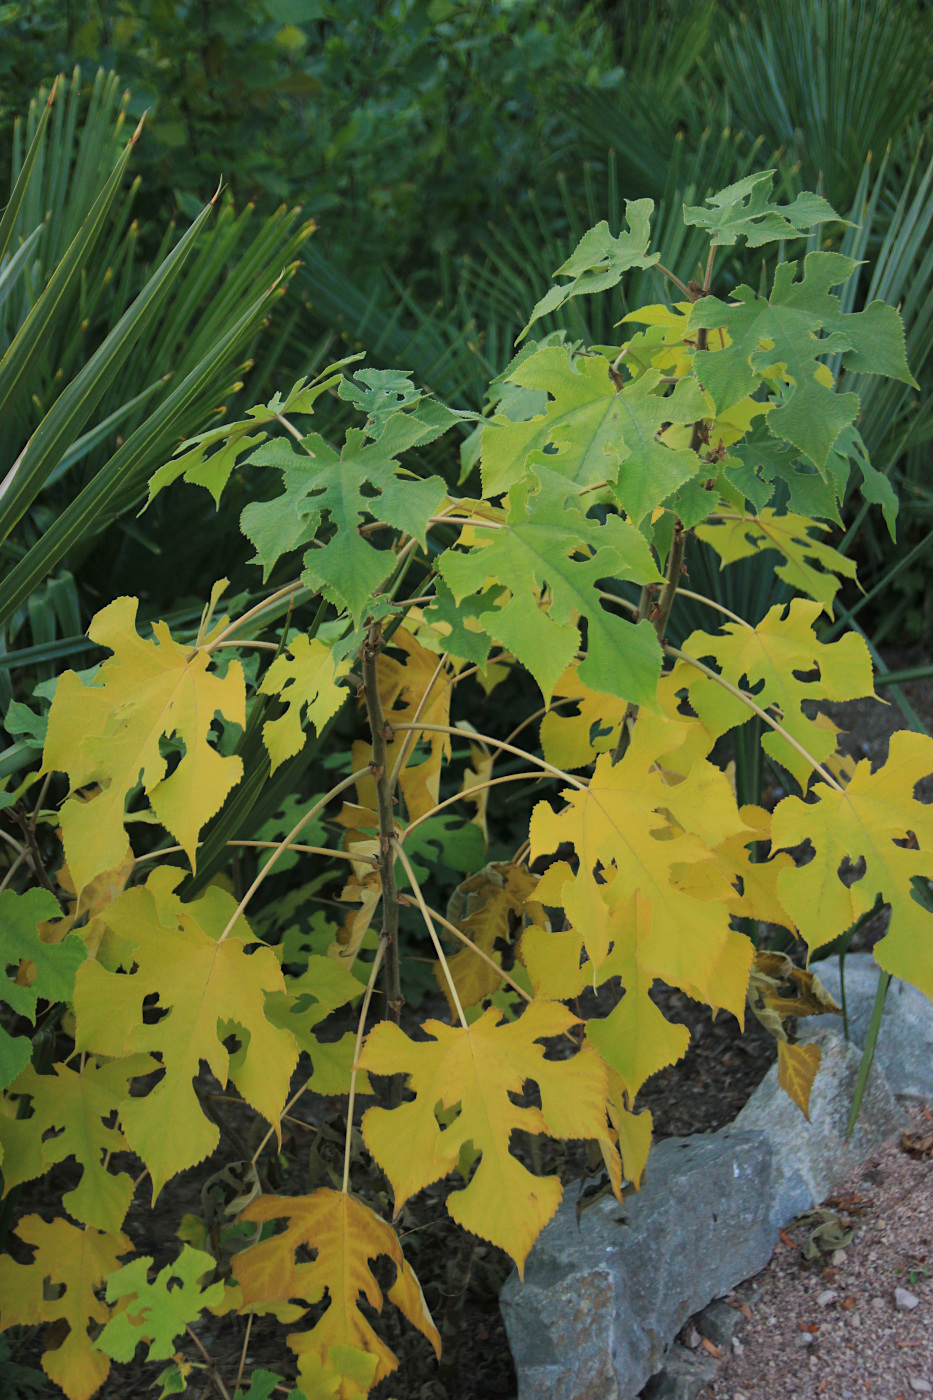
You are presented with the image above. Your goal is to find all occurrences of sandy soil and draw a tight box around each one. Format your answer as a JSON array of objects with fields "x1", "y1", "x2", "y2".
[{"x1": 701, "y1": 1107, "x2": 933, "y2": 1400}]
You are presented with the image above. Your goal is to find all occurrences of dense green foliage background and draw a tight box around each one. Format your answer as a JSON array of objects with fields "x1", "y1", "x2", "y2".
[{"x1": 1, "y1": 0, "x2": 931, "y2": 725}]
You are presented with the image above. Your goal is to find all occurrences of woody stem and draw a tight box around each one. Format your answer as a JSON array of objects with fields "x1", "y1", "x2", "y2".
[{"x1": 361, "y1": 620, "x2": 403, "y2": 1026}]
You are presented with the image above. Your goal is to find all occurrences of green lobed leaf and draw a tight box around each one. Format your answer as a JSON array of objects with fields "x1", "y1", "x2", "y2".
[
  {"x1": 690, "y1": 252, "x2": 916, "y2": 469},
  {"x1": 437, "y1": 475, "x2": 663, "y2": 705},
  {"x1": 0, "y1": 887, "x2": 85, "y2": 1089},
  {"x1": 683, "y1": 170, "x2": 843, "y2": 247},
  {"x1": 518, "y1": 200, "x2": 660, "y2": 342},
  {"x1": 97, "y1": 1246, "x2": 225, "y2": 1362},
  {"x1": 242, "y1": 422, "x2": 448, "y2": 620}
]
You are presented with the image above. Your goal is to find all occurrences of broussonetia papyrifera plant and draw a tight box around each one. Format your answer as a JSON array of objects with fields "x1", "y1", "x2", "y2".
[{"x1": 0, "y1": 171, "x2": 929, "y2": 1400}]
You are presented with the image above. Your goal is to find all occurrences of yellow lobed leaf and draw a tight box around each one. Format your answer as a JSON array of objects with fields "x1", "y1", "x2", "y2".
[
  {"x1": 434, "y1": 862, "x2": 539, "y2": 1013},
  {"x1": 777, "y1": 1040, "x2": 822, "y2": 1120},
  {"x1": 586, "y1": 890, "x2": 692, "y2": 1101},
  {"x1": 605, "y1": 1067, "x2": 653, "y2": 1189},
  {"x1": 539, "y1": 664, "x2": 630, "y2": 771},
  {"x1": 233, "y1": 1188, "x2": 439, "y2": 1396},
  {"x1": 714, "y1": 803, "x2": 797, "y2": 929},
  {"x1": 460, "y1": 738, "x2": 495, "y2": 842},
  {"x1": 42, "y1": 596, "x2": 245, "y2": 893},
  {"x1": 259, "y1": 634, "x2": 349, "y2": 772},
  {"x1": 358, "y1": 1001, "x2": 620, "y2": 1275},
  {"x1": 696, "y1": 510, "x2": 858, "y2": 616},
  {"x1": 772, "y1": 730, "x2": 933, "y2": 997},
  {"x1": 0, "y1": 1214, "x2": 131, "y2": 1400},
  {"x1": 72, "y1": 867, "x2": 298, "y2": 1199},
  {"x1": 679, "y1": 600, "x2": 874, "y2": 788},
  {"x1": 530, "y1": 718, "x2": 755, "y2": 1016}
]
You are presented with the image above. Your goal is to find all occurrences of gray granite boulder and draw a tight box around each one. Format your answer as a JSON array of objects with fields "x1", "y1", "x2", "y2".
[
  {"x1": 500, "y1": 1032, "x2": 905, "y2": 1400},
  {"x1": 797, "y1": 953, "x2": 933, "y2": 1102},
  {"x1": 731, "y1": 1028, "x2": 905, "y2": 1234}
]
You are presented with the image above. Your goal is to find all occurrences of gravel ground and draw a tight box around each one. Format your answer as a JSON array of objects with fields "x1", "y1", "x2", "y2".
[{"x1": 705, "y1": 1107, "x2": 933, "y2": 1400}]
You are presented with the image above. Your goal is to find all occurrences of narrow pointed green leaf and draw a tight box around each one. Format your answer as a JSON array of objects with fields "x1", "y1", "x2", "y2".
[
  {"x1": 0, "y1": 118, "x2": 141, "y2": 447},
  {"x1": 0, "y1": 200, "x2": 214, "y2": 539}
]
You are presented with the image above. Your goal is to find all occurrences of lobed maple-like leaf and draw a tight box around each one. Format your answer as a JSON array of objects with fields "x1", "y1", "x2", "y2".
[
  {"x1": 0, "y1": 1214, "x2": 131, "y2": 1400},
  {"x1": 0, "y1": 886, "x2": 86, "y2": 1089},
  {"x1": 145, "y1": 360, "x2": 361, "y2": 508},
  {"x1": 678, "y1": 599, "x2": 875, "y2": 787},
  {"x1": 0, "y1": 1053, "x2": 154, "y2": 1231},
  {"x1": 438, "y1": 477, "x2": 662, "y2": 705},
  {"x1": 241, "y1": 413, "x2": 451, "y2": 618},
  {"x1": 266, "y1": 951, "x2": 371, "y2": 1096},
  {"x1": 689, "y1": 253, "x2": 915, "y2": 468},
  {"x1": 696, "y1": 509, "x2": 858, "y2": 616},
  {"x1": 519, "y1": 201, "x2": 660, "y2": 341},
  {"x1": 97, "y1": 1246, "x2": 226, "y2": 1362},
  {"x1": 233, "y1": 1188, "x2": 440, "y2": 1396},
  {"x1": 529, "y1": 714, "x2": 755, "y2": 1019},
  {"x1": 357, "y1": 1000, "x2": 619, "y2": 1274},
  {"x1": 539, "y1": 665, "x2": 628, "y2": 770},
  {"x1": 522, "y1": 874, "x2": 691, "y2": 1108},
  {"x1": 42, "y1": 596, "x2": 245, "y2": 893},
  {"x1": 259, "y1": 633, "x2": 349, "y2": 773},
  {"x1": 683, "y1": 170, "x2": 841, "y2": 248},
  {"x1": 608, "y1": 370, "x2": 710, "y2": 527},
  {"x1": 72, "y1": 867, "x2": 299, "y2": 1198},
  {"x1": 772, "y1": 730, "x2": 933, "y2": 998}
]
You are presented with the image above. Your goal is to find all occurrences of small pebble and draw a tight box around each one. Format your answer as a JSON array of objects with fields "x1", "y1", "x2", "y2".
[
  {"x1": 896, "y1": 1286, "x2": 920, "y2": 1310},
  {"x1": 816, "y1": 1289, "x2": 838, "y2": 1307},
  {"x1": 684, "y1": 1326, "x2": 702, "y2": 1349},
  {"x1": 909, "y1": 1379, "x2": 932, "y2": 1395},
  {"x1": 794, "y1": 1332, "x2": 816, "y2": 1348},
  {"x1": 831, "y1": 1248, "x2": 848, "y2": 1265},
  {"x1": 849, "y1": 1310, "x2": 861, "y2": 1326},
  {"x1": 731, "y1": 1336, "x2": 744, "y2": 1356},
  {"x1": 870, "y1": 1295, "x2": 886, "y2": 1310}
]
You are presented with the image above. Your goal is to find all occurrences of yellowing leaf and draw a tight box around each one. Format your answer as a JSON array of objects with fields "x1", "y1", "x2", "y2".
[
  {"x1": 460, "y1": 738, "x2": 494, "y2": 842},
  {"x1": 679, "y1": 600, "x2": 874, "y2": 787},
  {"x1": 266, "y1": 952, "x2": 371, "y2": 1096},
  {"x1": 584, "y1": 891, "x2": 692, "y2": 1101},
  {"x1": 539, "y1": 665, "x2": 630, "y2": 770},
  {"x1": 777, "y1": 1040, "x2": 822, "y2": 1120},
  {"x1": 358, "y1": 1002, "x2": 619, "y2": 1273},
  {"x1": 42, "y1": 596, "x2": 245, "y2": 892},
  {"x1": 435, "y1": 862, "x2": 539, "y2": 1013},
  {"x1": 605, "y1": 1067, "x2": 653, "y2": 1188},
  {"x1": 713, "y1": 805, "x2": 797, "y2": 930},
  {"x1": 0, "y1": 1215, "x2": 130, "y2": 1400},
  {"x1": 696, "y1": 510, "x2": 858, "y2": 615},
  {"x1": 233, "y1": 1188, "x2": 440, "y2": 1397},
  {"x1": 72, "y1": 867, "x2": 299, "y2": 1198},
  {"x1": 748, "y1": 950, "x2": 841, "y2": 1041},
  {"x1": 259, "y1": 634, "x2": 349, "y2": 772},
  {"x1": 529, "y1": 720, "x2": 754, "y2": 1017},
  {"x1": 772, "y1": 731, "x2": 933, "y2": 997},
  {"x1": 0, "y1": 1053, "x2": 154, "y2": 1231}
]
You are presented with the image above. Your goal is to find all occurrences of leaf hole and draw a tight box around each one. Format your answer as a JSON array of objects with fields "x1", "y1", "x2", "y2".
[{"x1": 142, "y1": 993, "x2": 169, "y2": 1025}]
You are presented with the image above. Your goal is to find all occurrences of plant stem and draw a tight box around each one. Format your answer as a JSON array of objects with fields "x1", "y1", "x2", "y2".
[
  {"x1": 361, "y1": 620, "x2": 403, "y2": 1024},
  {"x1": 653, "y1": 517, "x2": 686, "y2": 644}
]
